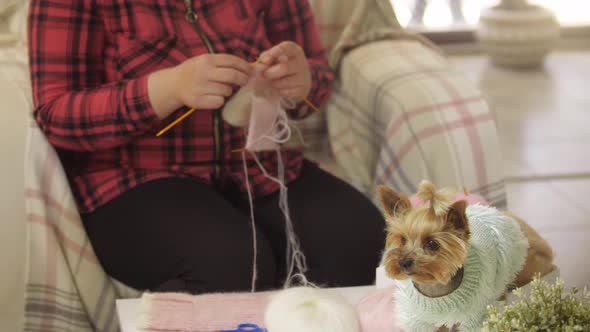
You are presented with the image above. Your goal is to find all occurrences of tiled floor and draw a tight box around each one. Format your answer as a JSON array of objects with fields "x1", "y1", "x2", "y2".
[{"x1": 450, "y1": 49, "x2": 590, "y2": 289}]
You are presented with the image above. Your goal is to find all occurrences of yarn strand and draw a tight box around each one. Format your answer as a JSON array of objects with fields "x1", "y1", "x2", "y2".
[
  {"x1": 242, "y1": 151, "x2": 258, "y2": 292},
  {"x1": 239, "y1": 92, "x2": 311, "y2": 290},
  {"x1": 249, "y1": 149, "x2": 310, "y2": 288}
]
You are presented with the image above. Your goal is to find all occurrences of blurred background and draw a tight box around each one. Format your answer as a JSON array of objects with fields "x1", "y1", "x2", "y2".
[{"x1": 391, "y1": 0, "x2": 590, "y2": 29}]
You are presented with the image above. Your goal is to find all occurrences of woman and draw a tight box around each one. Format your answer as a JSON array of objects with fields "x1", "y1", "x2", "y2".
[{"x1": 29, "y1": 0, "x2": 385, "y2": 293}]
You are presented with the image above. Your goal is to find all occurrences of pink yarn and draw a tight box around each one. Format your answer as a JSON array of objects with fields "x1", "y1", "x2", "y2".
[
  {"x1": 245, "y1": 94, "x2": 285, "y2": 151},
  {"x1": 240, "y1": 64, "x2": 292, "y2": 152},
  {"x1": 138, "y1": 292, "x2": 272, "y2": 332},
  {"x1": 410, "y1": 192, "x2": 489, "y2": 207},
  {"x1": 221, "y1": 64, "x2": 307, "y2": 291},
  {"x1": 356, "y1": 287, "x2": 403, "y2": 332}
]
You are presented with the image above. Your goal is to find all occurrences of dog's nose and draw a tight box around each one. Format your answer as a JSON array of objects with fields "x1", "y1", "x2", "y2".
[{"x1": 399, "y1": 259, "x2": 414, "y2": 270}]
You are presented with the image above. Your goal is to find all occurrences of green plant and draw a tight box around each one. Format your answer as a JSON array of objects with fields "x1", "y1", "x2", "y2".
[{"x1": 482, "y1": 276, "x2": 590, "y2": 331}]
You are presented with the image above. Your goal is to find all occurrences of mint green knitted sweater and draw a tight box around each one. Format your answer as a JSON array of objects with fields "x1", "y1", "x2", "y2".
[{"x1": 394, "y1": 204, "x2": 529, "y2": 332}]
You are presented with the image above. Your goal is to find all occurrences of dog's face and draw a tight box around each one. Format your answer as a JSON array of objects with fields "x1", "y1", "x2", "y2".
[{"x1": 378, "y1": 186, "x2": 471, "y2": 285}]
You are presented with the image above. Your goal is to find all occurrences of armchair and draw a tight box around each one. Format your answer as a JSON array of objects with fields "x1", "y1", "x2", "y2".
[{"x1": 0, "y1": 0, "x2": 505, "y2": 331}]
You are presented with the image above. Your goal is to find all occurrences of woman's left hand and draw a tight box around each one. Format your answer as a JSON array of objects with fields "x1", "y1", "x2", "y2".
[{"x1": 258, "y1": 41, "x2": 312, "y2": 102}]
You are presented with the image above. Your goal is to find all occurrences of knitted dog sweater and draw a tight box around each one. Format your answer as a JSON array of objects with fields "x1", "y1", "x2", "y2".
[{"x1": 394, "y1": 203, "x2": 529, "y2": 332}]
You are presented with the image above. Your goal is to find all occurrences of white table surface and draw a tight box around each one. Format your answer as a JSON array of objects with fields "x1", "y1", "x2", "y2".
[
  {"x1": 117, "y1": 267, "x2": 397, "y2": 332},
  {"x1": 117, "y1": 285, "x2": 376, "y2": 332}
]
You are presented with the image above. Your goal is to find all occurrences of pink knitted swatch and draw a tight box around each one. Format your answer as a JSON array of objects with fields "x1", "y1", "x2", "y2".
[
  {"x1": 245, "y1": 93, "x2": 285, "y2": 152},
  {"x1": 221, "y1": 63, "x2": 290, "y2": 152},
  {"x1": 138, "y1": 291, "x2": 272, "y2": 332}
]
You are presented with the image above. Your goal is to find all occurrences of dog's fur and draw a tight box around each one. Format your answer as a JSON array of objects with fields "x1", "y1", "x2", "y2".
[{"x1": 378, "y1": 181, "x2": 554, "y2": 290}]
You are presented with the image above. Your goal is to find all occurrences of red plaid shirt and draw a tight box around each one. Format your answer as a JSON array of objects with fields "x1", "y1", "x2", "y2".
[{"x1": 29, "y1": 0, "x2": 334, "y2": 213}]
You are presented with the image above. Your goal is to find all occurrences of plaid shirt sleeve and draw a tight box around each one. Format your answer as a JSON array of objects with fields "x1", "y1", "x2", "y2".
[
  {"x1": 28, "y1": 0, "x2": 161, "y2": 152},
  {"x1": 265, "y1": 0, "x2": 335, "y2": 119}
]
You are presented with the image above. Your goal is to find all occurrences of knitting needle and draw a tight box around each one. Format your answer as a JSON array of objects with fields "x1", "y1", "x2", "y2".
[
  {"x1": 156, "y1": 62, "x2": 320, "y2": 137},
  {"x1": 302, "y1": 98, "x2": 320, "y2": 113},
  {"x1": 156, "y1": 108, "x2": 197, "y2": 136},
  {"x1": 232, "y1": 148, "x2": 247, "y2": 153},
  {"x1": 155, "y1": 62, "x2": 258, "y2": 137},
  {"x1": 156, "y1": 96, "x2": 320, "y2": 137}
]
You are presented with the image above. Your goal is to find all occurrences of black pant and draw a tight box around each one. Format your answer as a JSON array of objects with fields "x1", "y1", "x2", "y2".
[{"x1": 82, "y1": 160, "x2": 385, "y2": 294}]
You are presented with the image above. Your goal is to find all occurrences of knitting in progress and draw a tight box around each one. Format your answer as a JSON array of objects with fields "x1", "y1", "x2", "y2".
[
  {"x1": 224, "y1": 62, "x2": 311, "y2": 291},
  {"x1": 394, "y1": 202, "x2": 529, "y2": 331},
  {"x1": 138, "y1": 60, "x2": 321, "y2": 331},
  {"x1": 222, "y1": 63, "x2": 298, "y2": 152},
  {"x1": 158, "y1": 60, "x2": 314, "y2": 292}
]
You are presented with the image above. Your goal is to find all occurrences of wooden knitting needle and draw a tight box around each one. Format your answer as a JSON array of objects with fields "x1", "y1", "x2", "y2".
[
  {"x1": 156, "y1": 108, "x2": 196, "y2": 137},
  {"x1": 232, "y1": 148, "x2": 247, "y2": 153},
  {"x1": 302, "y1": 98, "x2": 320, "y2": 113},
  {"x1": 156, "y1": 62, "x2": 320, "y2": 137},
  {"x1": 156, "y1": 62, "x2": 258, "y2": 137}
]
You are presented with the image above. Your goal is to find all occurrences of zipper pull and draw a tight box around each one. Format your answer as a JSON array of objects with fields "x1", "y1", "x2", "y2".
[
  {"x1": 183, "y1": 0, "x2": 215, "y2": 54},
  {"x1": 184, "y1": 0, "x2": 197, "y2": 23},
  {"x1": 185, "y1": 11, "x2": 198, "y2": 24}
]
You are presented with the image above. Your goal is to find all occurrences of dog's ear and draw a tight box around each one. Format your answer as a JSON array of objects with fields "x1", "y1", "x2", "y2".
[
  {"x1": 377, "y1": 185, "x2": 411, "y2": 219},
  {"x1": 445, "y1": 200, "x2": 470, "y2": 239}
]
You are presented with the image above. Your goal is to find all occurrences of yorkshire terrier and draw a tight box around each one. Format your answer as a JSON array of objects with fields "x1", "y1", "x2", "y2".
[{"x1": 377, "y1": 181, "x2": 554, "y2": 331}]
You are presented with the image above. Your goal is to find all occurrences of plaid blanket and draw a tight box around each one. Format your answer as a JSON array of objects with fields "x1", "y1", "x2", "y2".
[
  {"x1": 298, "y1": 0, "x2": 438, "y2": 150},
  {"x1": 24, "y1": 117, "x2": 141, "y2": 332},
  {"x1": 0, "y1": 47, "x2": 140, "y2": 332},
  {"x1": 326, "y1": 40, "x2": 506, "y2": 206},
  {"x1": 307, "y1": 0, "x2": 505, "y2": 205}
]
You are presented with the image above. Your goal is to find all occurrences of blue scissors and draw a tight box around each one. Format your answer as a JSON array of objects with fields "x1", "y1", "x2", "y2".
[{"x1": 221, "y1": 323, "x2": 267, "y2": 332}]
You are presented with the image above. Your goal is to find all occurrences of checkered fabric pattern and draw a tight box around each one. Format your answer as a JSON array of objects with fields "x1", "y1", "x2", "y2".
[
  {"x1": 24, "y1": 117, "x2": 141, "y2": 332},
  {"x1": 0, "y1": 49, "x2": 138, "y2": 332},
  {"x1": 28, "y1": 0, "x2": 334, "y2": 214},
  {"x1": 288, "y1": 0, "x2": 358, "y2": 151},
  {"x1": 297, "y1": 0, "x2": 418, "y2": 152},
  {"x1": 326, "y1": 40, "x2": 506, "y2": 206},
  {"x1": 308, "y1": 0, "x2": 357, "y2": 53}
]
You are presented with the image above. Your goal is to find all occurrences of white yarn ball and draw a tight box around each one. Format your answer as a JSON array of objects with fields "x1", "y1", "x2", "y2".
[
  {"x1": 265, "y1": 287, "x2": 361, "y2": 332},
  {"x1": 222, "y1": 86, "x2": 253, "y2": 128}
]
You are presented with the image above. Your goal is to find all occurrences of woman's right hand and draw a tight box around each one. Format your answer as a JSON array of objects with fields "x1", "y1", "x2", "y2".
[{"x1": 148, "y1": 54, "x2": 253, "y2": 119}]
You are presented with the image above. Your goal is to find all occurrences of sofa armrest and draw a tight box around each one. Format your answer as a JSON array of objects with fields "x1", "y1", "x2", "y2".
[
  {"x1": 0, "y1": 46, "x2": 142, "y2": 332},
  {"x1": 326, "y1": 40, "x2": 506, "y2": 207},
  {"x1": 0, "y1": 60, "x2": 28, "y2": 332}
]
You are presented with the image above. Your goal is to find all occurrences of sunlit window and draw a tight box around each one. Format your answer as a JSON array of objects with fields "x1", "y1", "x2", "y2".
[{"x1": 391, "y1": 0, "x2": 590, "y2": 29}]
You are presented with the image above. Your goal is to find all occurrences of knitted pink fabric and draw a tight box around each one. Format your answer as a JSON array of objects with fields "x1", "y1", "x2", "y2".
[
  {"x1": 245, "y1": 93, "x2": 284, "y2": 152},
  {"x1": 410, "y1": 192, "x2": 489, "y2": 207},
  {"x1": 220, "y1": 63, "x2": 291, "y2": 152},
  {"x1": 243, "y1": 64, "x2": 280, "y2": 152},
  {"x1": 138, "y1": 292, "x2": 272, "y2": 332}
]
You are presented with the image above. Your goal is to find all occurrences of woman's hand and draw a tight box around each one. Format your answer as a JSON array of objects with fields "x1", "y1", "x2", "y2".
[
  {"x1": 148, "y1": 54, "x2": 253, "y2": 119},
  {"x1": 258, "y1": 41, "x2": 312, "y2": 102}
]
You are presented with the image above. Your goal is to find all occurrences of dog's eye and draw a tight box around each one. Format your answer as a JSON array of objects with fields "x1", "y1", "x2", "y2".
[
  {"x1": 400, "y1": 236, "x2": 407, "y2": 245},
  {"x1": 424, "y1": 239, "x2": 439, "y2": 251}
]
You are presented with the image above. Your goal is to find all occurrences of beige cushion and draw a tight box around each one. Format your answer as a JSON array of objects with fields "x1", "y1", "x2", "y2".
[
  {"x1": 0, "y1": 0, "x2": 19, "y2": 17},
  {"x1": 308, "y1": 0, "x2": 359, "y2": 53},
  {"x1": 0, "y1": 0, "x2": 27, "y2": 44},
  {"x1": 0, "y1": 49, "x2": 29, "y2": 332}
]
